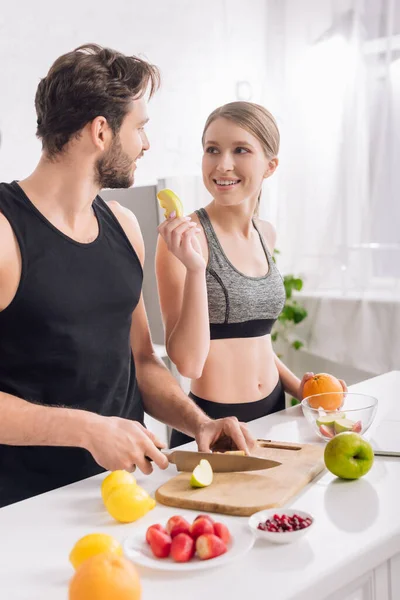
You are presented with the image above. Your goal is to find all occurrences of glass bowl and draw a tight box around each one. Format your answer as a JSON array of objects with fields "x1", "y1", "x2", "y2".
[{"x1": 301, "y1": 392, "x2": 378, "y2": 441}]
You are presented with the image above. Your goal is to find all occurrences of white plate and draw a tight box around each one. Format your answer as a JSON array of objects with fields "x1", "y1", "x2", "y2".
[{"x1": 123, "y1": 517, "x2": 255, "y2": 571}]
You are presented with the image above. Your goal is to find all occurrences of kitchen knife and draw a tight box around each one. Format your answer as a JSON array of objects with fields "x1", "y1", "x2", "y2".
[{"x1": 162, "y1": 450, "x2": 281, "y2": 472}]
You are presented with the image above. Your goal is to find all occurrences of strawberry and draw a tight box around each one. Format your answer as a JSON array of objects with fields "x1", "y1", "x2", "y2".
[
  {"x1": 170, "y1": 521, "x2": 191, "y2": 538},
  {"x1": 190, "y1": 516, "x2": 214, "y2": 540},
  {"x1": 170, "y1": 533, "x2": 195, "y2": 562},
  {"x1": 196, "y1": 534, "x2": 227, "y2": 560},
  {"x1": 148, "y1": 528, "x2": 172, "y2": 558},
  {"x1": 146, "y1": 523, "x2": 167, "y2": 545},
  {"x1": 166, "y1": 515, "x2": 190, "y2": 535},
  {"x1": 194, "y1": 514, "x2": 214, "y2": 524},
  {"x1": 213, "y1": 522, "x2": 231, "y2": 545}
]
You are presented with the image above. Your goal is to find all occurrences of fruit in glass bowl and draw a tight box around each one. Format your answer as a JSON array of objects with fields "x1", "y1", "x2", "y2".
[{"x1": 301, "y1": 392, "x2": 378, "y2": 441}]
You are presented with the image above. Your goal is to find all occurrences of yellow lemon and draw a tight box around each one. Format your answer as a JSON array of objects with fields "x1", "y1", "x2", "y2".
[
  {"x1": 69, "y1": 533, "x2": 123, "y2": 570},
  {"x1": 101, "y1": 471, "x2": 136, "y2": 504},
  {"x1": 105, "y1": 484, "x2": 156, "y2": 523},
  {"x1": 156, "y1": 189, "x2": 184, "y2": 218}
]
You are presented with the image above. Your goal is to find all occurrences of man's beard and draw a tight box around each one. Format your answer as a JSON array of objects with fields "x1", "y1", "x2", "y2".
[{"x1": 95, "y1": 134, "x2": 135, "y2": 189}]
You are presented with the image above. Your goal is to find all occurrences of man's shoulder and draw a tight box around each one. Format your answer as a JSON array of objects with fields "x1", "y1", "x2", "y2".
[
  {"x1": 105, "y1": 200, "x2": 145, "y2": 264},
  {"x1": 0, "y1": 181, "x2": 17, "y2": 201},
  {"x1": 0, "y1": 210, "x2": 18, "y2": 273},
  {"x1": 0, "y1": 181, "x2": 17, "y2": 247},
  {"x1": 106, "y1": 200, "x2": 139, "y2": 225},
  {"x1": 0, "y1": 181, "x2": 23, "y2": 218},
  {"x1": 0, "y1": 209, "x2": 13, "y2": 237}
]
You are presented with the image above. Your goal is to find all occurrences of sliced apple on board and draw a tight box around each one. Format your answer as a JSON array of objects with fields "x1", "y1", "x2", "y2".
[{"x1": 190, "y1": 459, "x2": 213, "y2": 488}]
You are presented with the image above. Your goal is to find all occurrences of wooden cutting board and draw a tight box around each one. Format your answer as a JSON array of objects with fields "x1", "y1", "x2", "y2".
[{"x1": 155, "y1": 440, "x2": 325, "y2": 516}]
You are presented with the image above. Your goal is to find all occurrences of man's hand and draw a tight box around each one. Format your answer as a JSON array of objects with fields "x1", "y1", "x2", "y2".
[
  {"x1": 85, "y1": 416, "x2": 169, "y2": 474},
  {"x1": 195, "y1": 417, "x2": 256, "y2": 455}
]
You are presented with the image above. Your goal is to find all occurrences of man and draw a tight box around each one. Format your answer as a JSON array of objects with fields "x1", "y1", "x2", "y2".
[{"x1": 0, "y1": 44, "x2": 254, "y2": 507}]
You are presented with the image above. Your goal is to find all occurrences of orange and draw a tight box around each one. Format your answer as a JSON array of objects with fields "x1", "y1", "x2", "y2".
[
  {"x1": 69, "y1": 553, "x2": 141, "y2": 600},
  {"x1": 303, "y1": 373, "x2": 343, "y2": 410},
  {"x1": 69, "y1": 533, "x2": 123, "y2": 570}
]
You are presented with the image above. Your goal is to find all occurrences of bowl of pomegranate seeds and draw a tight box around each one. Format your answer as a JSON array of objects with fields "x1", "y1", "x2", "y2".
[{"x1": 248, "y1": 509, "x2": 314, "y2": 544}]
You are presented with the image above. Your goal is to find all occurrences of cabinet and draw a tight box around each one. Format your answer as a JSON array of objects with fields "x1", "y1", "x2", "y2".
[
  {"x1": 326, "y1": 560, "x2": 391, "y2": 600},
  {"x1": 389, "y1": 552, "x2": 400, "y2": 599}
]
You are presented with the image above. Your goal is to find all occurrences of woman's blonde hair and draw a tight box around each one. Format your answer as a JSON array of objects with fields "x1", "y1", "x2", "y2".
[
  {"x1": 202, "y1": 101, "x2": 279, "y2": 158},
  {"x1": 202, "y1": 101, "x2": 279, "y2": 215}
]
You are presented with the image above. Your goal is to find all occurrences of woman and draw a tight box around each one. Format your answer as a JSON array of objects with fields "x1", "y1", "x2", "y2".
[{"x1": 156, "y1": 101, "x2": 345, "y2": 448}]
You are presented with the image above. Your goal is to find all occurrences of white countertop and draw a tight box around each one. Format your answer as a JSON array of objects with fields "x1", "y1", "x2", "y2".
[{"x1": 1, "y1": 371, "x2": 399, "y2": 600}]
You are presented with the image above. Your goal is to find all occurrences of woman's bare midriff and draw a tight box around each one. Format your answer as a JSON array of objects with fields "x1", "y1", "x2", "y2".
[{"x1": 190, "y1": 334, "x2": 279, "y2": 403}]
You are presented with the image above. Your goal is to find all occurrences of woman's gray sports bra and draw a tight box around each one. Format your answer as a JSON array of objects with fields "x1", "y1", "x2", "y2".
[{"x1": 196, "y1": 208, "x2": 286, "y2": 340}]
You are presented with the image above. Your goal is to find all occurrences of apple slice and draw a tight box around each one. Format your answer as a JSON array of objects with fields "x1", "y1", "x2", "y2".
[
  {"x1": 334, "y1": 418, "x2": 356, "y2": 434},
  {"x1": 316, "y1": 413, "x2": 346, "y2": 427},
  {"x1": 319, "y1": 424, "x2": 335, "y2": 438},
  {"x1": 352, "y1": 420, "x2": 362, "y2": 433},
  {"x1": 190, "y1": 459, "x2": 213, "y2": 488}
]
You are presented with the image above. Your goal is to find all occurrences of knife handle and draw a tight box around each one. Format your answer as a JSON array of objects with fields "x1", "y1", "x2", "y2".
[
  {"x1": 145, "y1": 451, "x2": 174, "y2": 464},
  {"x1": 257, "y1": 439, "x2": 302, "y2": 451}
]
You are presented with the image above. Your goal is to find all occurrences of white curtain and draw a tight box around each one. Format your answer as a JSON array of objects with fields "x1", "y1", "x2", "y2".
[{"x1": 262, "y1": 0, "x2": 400, "y2": 297}]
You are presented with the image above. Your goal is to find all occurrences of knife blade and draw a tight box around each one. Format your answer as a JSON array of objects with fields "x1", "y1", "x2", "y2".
[{"x1": 164, "y1": 451, "x2": 281, "y2": 473}]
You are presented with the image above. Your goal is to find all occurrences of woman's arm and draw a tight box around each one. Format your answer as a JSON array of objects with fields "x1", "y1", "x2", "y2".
[
  {"x1": 156, "y1": 215, "x2": 210, "y2": 379},
  {"x1": 258, "y1": 219, "x2": 305, "y2": 400}
]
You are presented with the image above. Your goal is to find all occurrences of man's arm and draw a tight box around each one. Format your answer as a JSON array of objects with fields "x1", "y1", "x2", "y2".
[
  {"x1": 0, "y1": 388, "x2": 168, "y2": 473},
  {"x1": 0, "y1": 391, "x2": 95, "y2": 447}
]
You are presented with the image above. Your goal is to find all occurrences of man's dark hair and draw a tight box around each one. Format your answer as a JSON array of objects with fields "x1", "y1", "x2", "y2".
[{"x1": 35, "y1": 43, "x2": 160, "y2": 157}]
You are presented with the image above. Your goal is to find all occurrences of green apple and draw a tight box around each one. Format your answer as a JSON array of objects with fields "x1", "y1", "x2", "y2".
[
  {"x1": 324, "y1": 432, "x2": 374, "y2": 480},
  {"x1": 333, "y1": 418, "x2": 355, "y2": 434},
  {"x1": 316, "y1": 413, "x2": 346, "y2": 427},
  {"x1": 190, "y1": 459, "x2": 213, "y2": 488}
]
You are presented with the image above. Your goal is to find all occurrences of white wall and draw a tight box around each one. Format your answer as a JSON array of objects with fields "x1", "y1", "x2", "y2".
[{"x1": 0, "y1": 0, "x2": 268, "y2": 185}]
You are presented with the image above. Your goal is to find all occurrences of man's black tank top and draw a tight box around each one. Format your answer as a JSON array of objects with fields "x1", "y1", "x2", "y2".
[{"x1": 0, "y1": 181, "x2": 144, "y2": 507}]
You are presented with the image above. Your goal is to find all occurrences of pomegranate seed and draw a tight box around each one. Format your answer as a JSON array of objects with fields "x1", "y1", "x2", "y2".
[{"x1": 257, "y1": 513, "x2": 313, "y2": 533}]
